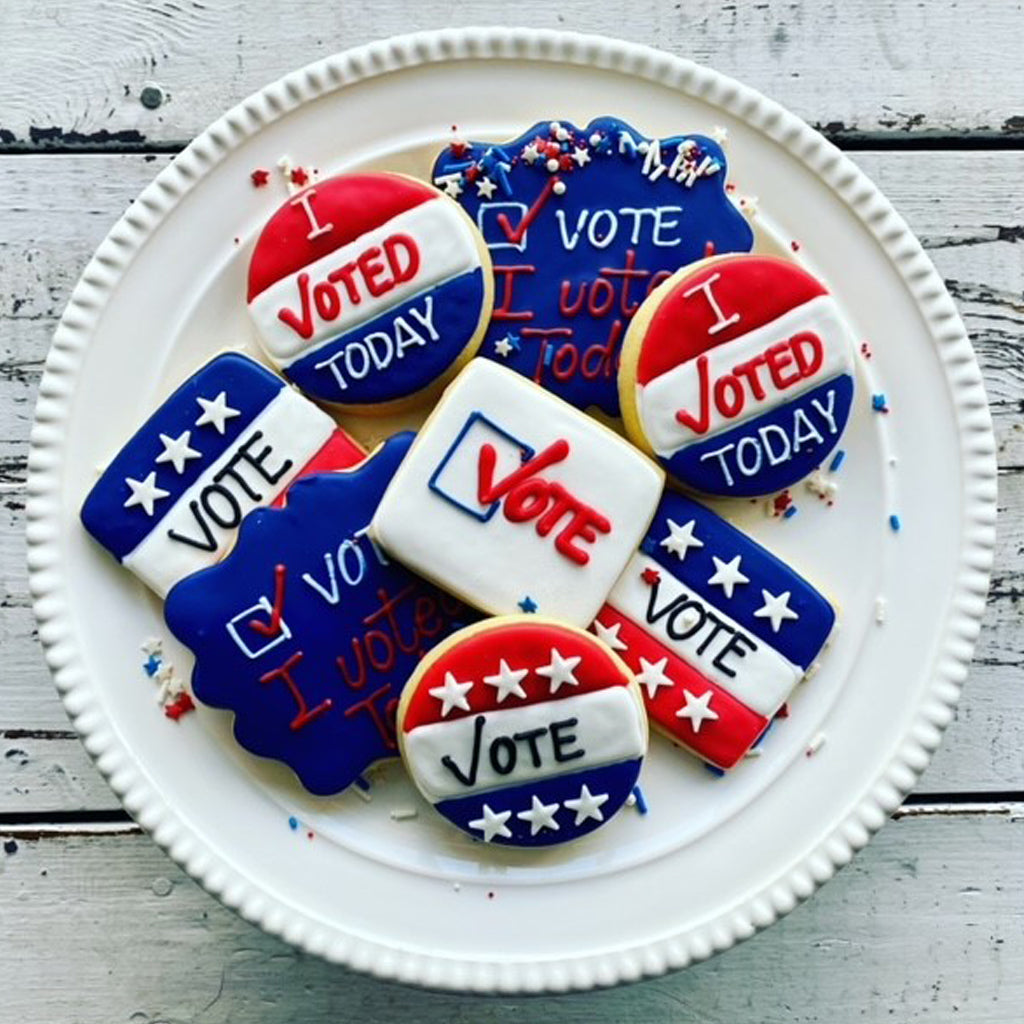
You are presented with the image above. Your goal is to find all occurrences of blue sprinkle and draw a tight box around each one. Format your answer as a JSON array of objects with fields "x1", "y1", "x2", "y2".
[
  {"x1": 287, "y1": 816, "x2": 299, "y2": 831},
  {"x1": 443, "y1": 159, "x2": 474, "y2": 173},
  {"x1": 829, "y1": 449, "x2": 846, "y2": 472},
  {"x1": 518, "y1": 596, "x2": 538, "y2": 614},
  {"x1": 354, "y1": 775, "x2": 371, "y2": 792},
  {"x1": 143, "y1": 654, "x2": 162, "y2": 677},
  {"x1": 506, "y1": 332, "x2": 521, "y2": 352},
  {"x1": 783, "y1": 505, "x2": 798, "y2": 519},
  {"x1": 492, "y1": 161, "x2": 513, "y2": 196},
  {"x1": 631, "y1": 785, "x2": 649, "y2": 815},
  {"x1": 543, "y1": 345, "x2": 555, "y2": 366},
  {"x1": 871, "y1": 393, "x2": 888, "y2": 412},
  {"x1": 704, "y1": 763, "x2": 726, "y2": 778},
  {"x1": 889, "y1": 514, "x2": 902, "y2": 532}
]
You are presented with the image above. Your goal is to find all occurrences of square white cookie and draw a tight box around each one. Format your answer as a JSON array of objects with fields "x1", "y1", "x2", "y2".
[{"x1": 372, "y1": 360, "x2": 664, "y2": 625}]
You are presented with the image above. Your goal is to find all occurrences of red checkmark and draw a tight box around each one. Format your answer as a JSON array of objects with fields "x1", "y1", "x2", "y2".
[
  {"x1": 496, "y1": 176, "x2": 561, "y2": 245},
  {"x1": 249, "y1": 564, "x2": 287, "y2": 636}
]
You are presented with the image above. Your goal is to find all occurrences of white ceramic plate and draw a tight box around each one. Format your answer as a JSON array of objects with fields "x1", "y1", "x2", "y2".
[{"x1": 28, "y1": 29, "x2": 996, "y2": 992}]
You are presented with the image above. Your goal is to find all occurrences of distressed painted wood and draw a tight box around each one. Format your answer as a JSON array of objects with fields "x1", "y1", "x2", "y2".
[
  {"x1": 0, "y1": 808, "x2": 1020, "y2": 1020},
  {"x1": 1, "y1": 2, "x2": 1023, "y2": 150},
  {"x1": 1, "y1": 151, "x2": 1020, "y2": 803}
]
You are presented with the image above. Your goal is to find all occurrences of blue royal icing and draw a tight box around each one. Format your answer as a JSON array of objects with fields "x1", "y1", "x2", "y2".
[
  {"x1": 164, "y1": 434, "x2": 472, "y2": 796},
  {"x1": 431, "y1": 117, "x2": 754, "y2": 415}
]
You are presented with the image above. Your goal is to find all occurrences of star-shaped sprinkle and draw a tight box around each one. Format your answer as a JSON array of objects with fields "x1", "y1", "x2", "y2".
[
  {"x1": 290, "y1": 167, "x2": 309, "y2": 187},
  {"x1": 250, "y1": 168, "x2": 270, "y2": 187},
  {"x1": 641, "y1": 567, "x2": 661, "y2": 586},
  {"x1": 195, "y1": 391, "x2": 240, "y2": 434},
  {"x1": 635, "y1": 656, "x2": 673, "y2": 699},
  {"x1": 660, "y1": 518, "x2": 704, "y2": 561},
  {"x1": 428, "y1": 671, "x2": 473, "y2": 717},
  {"x1": 468, "y1": 803, "x2": 513, "y2": 842},
  {"x1": 516, "y1": 794, "x2": 560, "y2": 835},
  {"x1": 563, "y1": 784, "x2": 609, "y2": 825},
  {"x1": 572, "y1": 147, "x2": 591, "y2": 167},
  {"x1": 710, "y1": 125, "x2": 729, "y2": 144},
  {"x1": 434, "y1": 173, "x2": 463, "y2": 198},
  {"x1": 592, "y1": 619, "x2": 627, "y2": 652},
  {"x1": 140, "y1": 637, "x2": 163, "y2": 657},
  {"x1": 482, "y1": 659, "x2": 529, "y2": 703},
  {"x1": 155, "y1": 430, "x2": 201, "y2": 474},
  {"x1": 754, "y1": 589, "x2": 799, "y2": 632},
  {"x1": 522, "y1": 142, "x2": 541, "y2": 164},
  {"x1": 143, "y1": 653, "x2": 162, "y2": 677},
  {"x1": 535, "y1": 648, "x2": 582, "y2": 694},
  {"x1": 675, "y1": 689, "x2": 719, "y2": 732},
  {"x1": 476, "y1": 176, "x2": 497, "y2": 199},
  {"x1": 707, "y1": 555, "x2": 749, "y2": 599},
  {"x1": 124, "y1": 472, "x2": 170, "y2": 517},
  {"x1": 494, "y1": 336, "x2": 514, "y2": 358},
  {"x1": 164, "y1": 692, "x2": 195, "y2": 720},
  {"x1": 739, "y1": 194, "x2": 760, "y2": 216},
  {"x1": 518, "y1": 595, "x2": 538, "y2": 613}
]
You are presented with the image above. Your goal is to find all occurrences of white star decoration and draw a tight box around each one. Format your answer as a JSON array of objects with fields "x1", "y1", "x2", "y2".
[
  {"x1": 675, "y1": 689, "x2": 719, "y2": 733},
  {"x1": 516, "y1": 795, "x2": 560, "y2": 835},
  {"x1": 522, "y1": 142, "x2": 541, "y2": 164},
  {"x1": 710, "y1": 125, "x2": 729, "y2": 144},
  {"x1": 592, "y1": 619, "x2": 627, "y2": 652},
  {"x1": 194, "y1": 391, "x2": 240, "y2": 434},
  {"x1": 707, "y1": 554, "x2": 749, "y2": 599},
  {"x1": 435, "y1": 175, "x2": 463, "y2": 198},
  {"x1": 572, "y1": 147, "x2": 591, "y2": 167},
  {"x1": 493, "y1": 336, "x2": 514, "y2": 358},
  {"x1": 476, "y1": 177, "x2": 498, "y2": 199},
  {"x1": 635, "y1": 656, "x2": 674, "y2": 699},
  {"x1": 482, "y1": 659, "x2": 529, "y2": 703},
  {"x1": 428, "y1": 671, "x2": 474, "y2": 717},
  {"x1": 155, "y1": 430, "x2": 201, "y2": 474},
  {"x1": 659, "y1": 518, "x2": 704, "y2": 561},
  {"x1": 140, "y1": 637, "x2": 163, "y2": 657},
  {"x1": 563, "y1": 784, "x2": 608, "y2": 825},
  {"x1": 535, "y1": 648, "x2": 582, "y2": 694},
  {"x1": 123, "y1": 471, "x2": 170, "y2": 516},
  {"x1": 754, "y1": 589, "x2": 799, "y2": 632},
  {"x1": 468, "y1": 803, "x2": 513, "y2": 842}
]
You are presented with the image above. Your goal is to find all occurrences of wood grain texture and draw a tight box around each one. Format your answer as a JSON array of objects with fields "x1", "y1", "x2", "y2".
[
  {"x1": 1, "y1": 151, "x2": 1019, "y2": 804},
  {"x1": 0, "y1": 808, "x2": 1020, "y2": 1021},
  {"x1": 0, "y1": 2, "x2": 1023, "y2": 150}
]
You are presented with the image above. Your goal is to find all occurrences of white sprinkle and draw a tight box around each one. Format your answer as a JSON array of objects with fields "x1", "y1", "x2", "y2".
[
  {"x1": 351, "y1": 785, "x2": 372, "y2": 804},
  {"x1": 625, "y1": 792, "x2": 637, "y2": 806},
  {"x1": 875, "y1": 596, "x2": 888, "y2": 624},
  {"x1": 637, "y1": 140, "x2": 650, "y2": 154},
  {"x1": 553, "y1": 180, "x2": 567, "y2": 196},
  {"x1": 555, "y1": 126, "x2": 569, "y2": 142},
  {"x1": 389, "y1": 807, "x2": 418, "y2": 821},
  {"x1": 744, "y1": 746, "x2": 763, "y2": 759},
  {"x1": 452, "y1": 882, "x2": 462, "y2": 892},
  {"x1": 546, "y1": 158, "x2": 559, "y2": 173},
  {"x1": 549, "y1": 120, "x2": 560, "y2": 133},
  {"x1": 889, "y1": 455, "x2": 898, "y2": 467},
  {"x1": 806, "y1": 732, "x2": 827, "y2": 757},
  {"x1": 802, "y1": 661, "x2": 821, "y2": 683},
  {"x1": 589, "y1": 132, "x2": 601, "y2": 146}
]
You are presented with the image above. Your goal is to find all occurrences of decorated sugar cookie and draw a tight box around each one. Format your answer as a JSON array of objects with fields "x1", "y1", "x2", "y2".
[
  {"x1": 371, "y1": 359, "x2": 664, "y2": 626},
  {"x1": 430, "y1": 116, "x2": 753, "y2": 415},
  {"x1": 80, "y1": 351, "x2": 364, "y2": 597},
  {"x1": 164, "y1": 434, "x2": 471, "y2": 796},
  {"x1": 592, "y1": 490, "x2": 836, "y2": 769},
  {"x1": 246, "y1": 172, "x2": 493, "y2": 411},
  {"x1": 619, "y1": 254, "x2": 857, "y2": 496},
  {"x1": 399, "y1": 616, "x2": 647, "y2": 846}
]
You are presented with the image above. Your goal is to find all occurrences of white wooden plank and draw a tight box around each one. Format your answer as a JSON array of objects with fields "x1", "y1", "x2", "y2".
[
  {"x1": 0, "y1": 1, "x2": 1022, "y2": 149},
  {"x1": 0, "y1": 151, "x2": 1020, "y2": 799},
  {"x1": 0, "y1": 809, "x2": 1020, "y2": 1020}
]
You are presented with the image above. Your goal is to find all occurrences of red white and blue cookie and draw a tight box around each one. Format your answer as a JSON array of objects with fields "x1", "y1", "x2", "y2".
[
  {"x1": 429, "y1": 117, "x2": 753, "y2": 416},
  {"x1": 80, "y1": 351, "x2": 364, "y2": 596},
  {"x1": 591, "y1": 490, "x2": 837, "y2": 769},
  {"x1": 164, "y1": 434, "x2": 472, "y2": 796},
  {"x1": 398, "y1": 616, "x2": 648, "y2": 847},
  {"x1": 619, "y1": 254, "x2": 856, "y2": 496},
  {"x1": 246, "y1": 172, "x2": 493, "y2": 411},
  {"x1": 370, "y1": 359, "x2": 664, "y2": 626}
]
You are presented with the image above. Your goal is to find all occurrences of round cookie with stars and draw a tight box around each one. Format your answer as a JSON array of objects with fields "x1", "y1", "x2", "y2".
[
  {"x1": 618, "y1": 254, "x2": 857, "y2": 496},
  {"x1": 398, "y1": 616, "x2": 648, "y2": 847},
  {"x1": 246, "y1": 172, "x2": 494, "y2": 413}
]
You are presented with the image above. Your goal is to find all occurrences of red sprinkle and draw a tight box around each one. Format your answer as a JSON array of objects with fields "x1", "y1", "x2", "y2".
[
  {"x1": 860, "y1": 342, "x2": 873, "y2": 359},
  {"x1": 250, "y1": 169, "x2": 270, "y2": 187},
  {"x1": 774, "y1": 703, "x2": 791, "y2": 719},
  {"x1": 704, "y1": 240, "x2": 716, "y2": 257},
  {"x1": 641, "y1": 567, "x2": 661, "y2": 586},
  {"x1": 465, "y1": 164, "x2": 481, "y2": 183},
  {"x1": 725, "y1": 182, "x2": 736, "y2": 193},
  {"x1": 772, "y1": 490, "x2": 793, "y2": 515},
  {"x1": 450, "y1": 140, "x2": 469, "y2": 158},
  {"x1": 290, "y1": 167, "x2": 309, "y2": 187},
  {"x1": 790, "y1": 240, "x2": 801, "y2": 252},
  {"x1": 164, "y1": 693, "x2": 195, "y2": 720}
]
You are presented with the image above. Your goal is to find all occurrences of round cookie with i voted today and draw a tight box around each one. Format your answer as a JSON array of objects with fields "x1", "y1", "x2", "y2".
[
  {"x1": 79, "y1": 350, "x2": 365, "y2": 598},
  {"x1": 398, "y1": 616, "x2": 648, "y2": 847},
  {"x1": 618, "y1": 254, "x2": 857, "y2": 497},
  {"x1": 246, "y1": 172, "x2": 494, "y2": 413}
]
